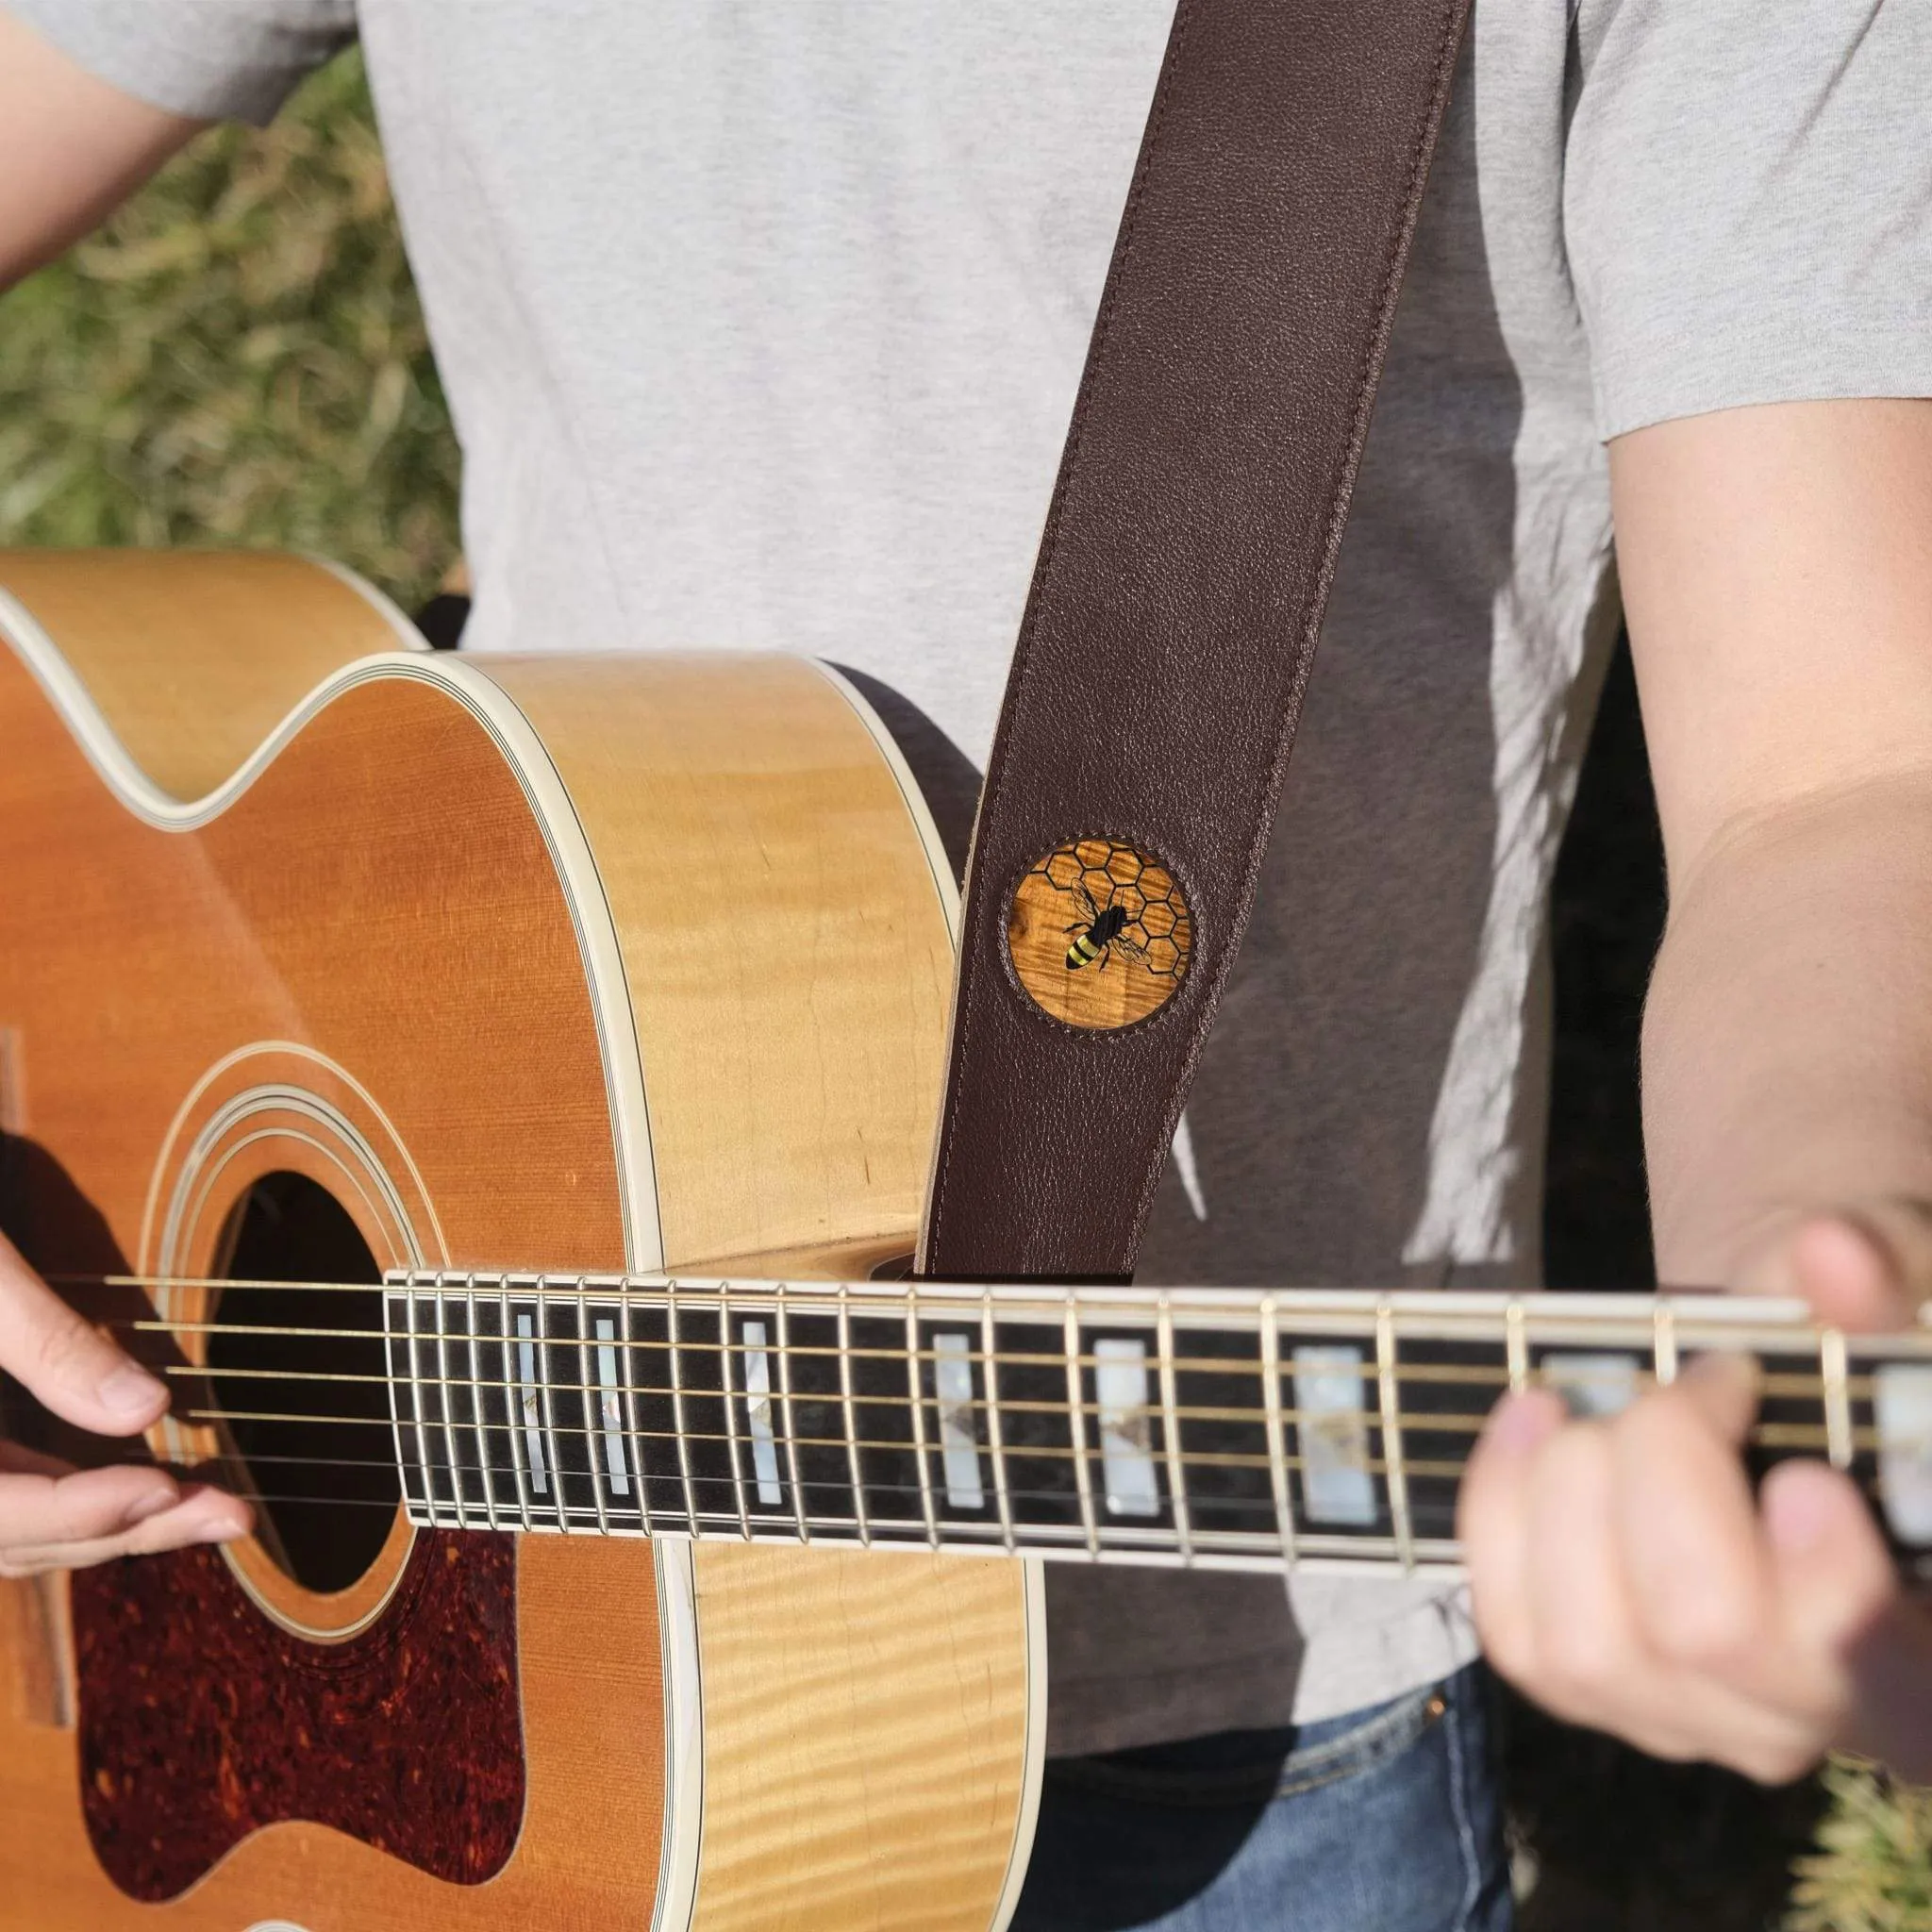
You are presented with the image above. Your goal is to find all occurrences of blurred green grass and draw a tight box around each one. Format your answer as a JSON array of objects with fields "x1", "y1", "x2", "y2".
[
  {"x1": 0, "y1": 50, "x2": 458, "y2": 605},
  {"x1": 1788, "y1": 1760, "x2": 1932, "y2": 1932},
  {"x1": 1, "y1": 41, "x2": 1926, "y2": 1932}
]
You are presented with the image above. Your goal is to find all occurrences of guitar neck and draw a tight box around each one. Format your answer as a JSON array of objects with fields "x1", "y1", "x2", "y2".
[{"x1": 377, "y1": 1274, "x2": 1932, "y2": 1581}]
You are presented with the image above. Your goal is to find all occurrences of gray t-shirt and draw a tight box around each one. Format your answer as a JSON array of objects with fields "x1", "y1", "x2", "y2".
[{"x1": 17, "y1": 0, "x2": 1930, "y2": 1756}]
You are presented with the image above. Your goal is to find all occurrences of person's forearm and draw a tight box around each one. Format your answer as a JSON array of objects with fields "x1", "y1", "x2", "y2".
[
  {"x1": 1471, "y1": 406, "x2": 1932, "y2": 1783},
  {"x1": 0, "y1": 8, "x2": 203, "y2": 294},
  {"x1": 1643, "y1": 770, "x2": 1932, "y2": 1289}
]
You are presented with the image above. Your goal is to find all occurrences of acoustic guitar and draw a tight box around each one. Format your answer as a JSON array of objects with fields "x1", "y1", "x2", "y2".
[{"x1": 1, "y1": 551, "x2": 1929, "y2": 1932}]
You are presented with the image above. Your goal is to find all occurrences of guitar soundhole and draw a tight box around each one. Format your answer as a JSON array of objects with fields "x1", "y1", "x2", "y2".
[{"x1": 206, "y1": 1173, "x2": 398, "y2": 1593}]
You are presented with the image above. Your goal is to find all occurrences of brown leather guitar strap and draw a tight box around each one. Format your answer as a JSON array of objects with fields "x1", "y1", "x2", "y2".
[{"x1": 918, "y1": 0, "x2": 1472, "y2": 1282}]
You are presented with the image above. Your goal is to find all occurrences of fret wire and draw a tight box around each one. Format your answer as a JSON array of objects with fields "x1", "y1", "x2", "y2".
[
  {"x1": 619, "y1": 1296, "x2": 650, "y2": 1526},
  {"x1": 981, "y1": 1286, "x2": 1015, "y2": 1556},
  {"x1": 775, "y1": 1285, "x2": 810, "y2": 1546},
  {"x1": 381, "y1": 1276, "x2": 414, "y2": 1529},
  {"x1": 535, "y1": 1288, "x2": 571, "y2": 1536},
  {"x1": 1258, "y1": 1297, "x2": 1296, "y2": 1568},
  {"x1": 1064, "y1": 1296, "x2": 1099, "y2": 1558},
  {"x1": 576, "y1": 1279, "x2": 610, "y2": 1536},
  {"x1": 1156, "y1": 1298, "x2": 1192, "y2": 1566},
  {"x1": 1376, "y1": 1302, "x2": 1414, "y2": 1573},
  {"x1": 718, "y1": 1295, "x2": 752, "y2": 1541},
  {"x1": 1654, "y1": 1302, "x2": 1679, "y2": 1385},
  {"x1": 463, "y1": 1276, "x2": 500, "y2": 1533},
  {"x1": 498, "y1": 1281, "x2": 534, "y2": 1530},
  {"x1": 906, "y1": 1283, "x2": 940, "y2": 1550},
  {"x1": 665, "y1": 1281, "x2": 701, "y2": 1538},
  {"x1": 837, "y1": 1284, "x2": 870, "y2": 1548},
  {"x1": 434, "y1": 1287, "x2": 472, "y2": 1532},
  {"x1": 1821, "y1": 1327, "x2": 1854, "y2": 1471},
  {"x1": 1506, "y1": 1299, "x2": 1528, "y2": 1396},
  {"x1": 403, "y1": 1281, "x2": 441, "y2": 1528}
]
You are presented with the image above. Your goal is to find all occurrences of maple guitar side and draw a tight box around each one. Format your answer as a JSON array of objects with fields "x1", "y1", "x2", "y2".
[{"x1": 0, "y1": 550, "x2": 1043, "y2": 1932}]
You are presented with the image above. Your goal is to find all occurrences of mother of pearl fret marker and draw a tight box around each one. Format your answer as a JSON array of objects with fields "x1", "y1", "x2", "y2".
[{"x1": 369, "y1": 1274, "x2": 1932, "y2": 1574}]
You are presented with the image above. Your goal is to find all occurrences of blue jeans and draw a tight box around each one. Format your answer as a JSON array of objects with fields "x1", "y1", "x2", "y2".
[{"x1": 1012, "y1": 1663, "x2": 1513, "y2": 1932}]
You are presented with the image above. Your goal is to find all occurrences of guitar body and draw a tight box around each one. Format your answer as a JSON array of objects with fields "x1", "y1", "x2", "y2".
[{"x1": 0, "y1": 552, "x2": 1042, "y2": 1932}]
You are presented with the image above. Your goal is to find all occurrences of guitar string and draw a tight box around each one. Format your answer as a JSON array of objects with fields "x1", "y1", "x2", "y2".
[
  {"x1": 16, "y1": 1434, "x2": 1876, "y2": 1526},
  {"x1": 0, "y1": 1443, "x2": 1482, "y2": 1483},
  {"x1": 58, "y1": 1270, "x2": 1733, "y2": 1298},
  {"x1": 60, "y1": 1434, "x2": 1483, "y2": 1488},
  {"x1": 31, "y1": 1398, "x2": 1866, "y2": 1470},
  {"x1": 77, "y1": 1312, "x2": 1882, "y2": 1405},
  {"x1": 7, "y1": 1424, "x2": 1480, "y2": 1508},
  {"x1": 174, "y1": 1406, "x2": 1862, "y2": 1460},
  {"x1": 126, "y1": 1353, "x2": 1864, "y2": 1425},
  {"x1": 6, "y1": 1275, "x2": 1896, "y2": 1537},
  {"x1": 13, "y1": 1319, "x2": 1880, "y2": 1469},
  {"x1": 13, "y1": 1279, "x2": 1890, "y2": 1498},
  {"x1": 22, "y1": 1421, "x2": 1481, "y2": 1510},
  {"x1": 57, "y1": 1268, "x2": 1909, "y2": 1351},
  {"x1": 179, "y1": 1407, "x2": 1883, "y2": 1461},
  {"x1": 7, "y1": 1480, "x2": 1471, "y2": 1532},
  {"x1": 17, "y1": 1351, "x2": 1873, "y2": 1473},
  {"x1": 18, "y1": 1363, "x2": 1888, "y2": 1515},
  {"x1": 56, "y1": 1259, "x2": 1870, "y2": 1337}
]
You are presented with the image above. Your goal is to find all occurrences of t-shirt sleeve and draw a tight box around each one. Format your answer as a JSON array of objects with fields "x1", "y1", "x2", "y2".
[
  {"x1": 1566, "y1": 0, "x2": 1932, "y2": 441},
  {"x1": 5, "y1": 0, "x2": 356, "y2": 126}
]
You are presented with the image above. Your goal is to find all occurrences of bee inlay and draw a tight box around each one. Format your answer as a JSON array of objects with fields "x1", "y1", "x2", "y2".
[{"x1": 1006, "y1": 837, "x2": 1192, "y2": 1030}]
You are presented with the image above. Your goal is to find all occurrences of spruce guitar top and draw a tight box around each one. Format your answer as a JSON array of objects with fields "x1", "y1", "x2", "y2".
[{"x1": 1, "y1": 551, "x2": 1929, "y2": 1932}]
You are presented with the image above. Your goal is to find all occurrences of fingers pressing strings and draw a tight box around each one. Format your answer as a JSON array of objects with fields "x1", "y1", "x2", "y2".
[{"x1": 1460, "y1": 1349, "x2": 1903, "y2": 1785}]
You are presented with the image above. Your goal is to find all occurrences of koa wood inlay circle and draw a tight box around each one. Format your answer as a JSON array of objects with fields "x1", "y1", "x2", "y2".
[{"x1": 1006, "y1": 837, "x2": 1193, "y2": 1030}]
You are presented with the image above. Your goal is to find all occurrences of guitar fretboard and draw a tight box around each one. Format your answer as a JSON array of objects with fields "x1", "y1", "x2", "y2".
[{"x1": 379, "y1": 1274, "x2": 1932, "y2": 1580}]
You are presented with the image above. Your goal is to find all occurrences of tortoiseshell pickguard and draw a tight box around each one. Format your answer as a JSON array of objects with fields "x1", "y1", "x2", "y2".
[{"x1": 70, "y1": 1530, "x2": 524, "y2": 1902}]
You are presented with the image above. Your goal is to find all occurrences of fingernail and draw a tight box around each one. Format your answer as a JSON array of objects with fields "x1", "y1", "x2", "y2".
[
  {"x1": 1487, "y1": 1391, "x2": 1560, "y2": 1455},
  {"x1": 97, "y1": 1363, "x2": 166, "y2": 1420},
  {"x1": 198, "y1": 1521, "x2": 246, "y2": 1545},
  {"x1": 121, "y1": 1487, "x2": 176, "y2": 1528}
]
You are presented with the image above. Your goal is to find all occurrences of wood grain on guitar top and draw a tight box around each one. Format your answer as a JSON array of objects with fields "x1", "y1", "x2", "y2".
[
  {"x1": 0, "y1": 550, "x2": 1037, "y2": 1932},
  {"x1": 691, "y1": 1542, "x2": 1037, "y2": 1932},
  {"x1": 485, "y1": 651, "x2": 962, "y2": 1267}
]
